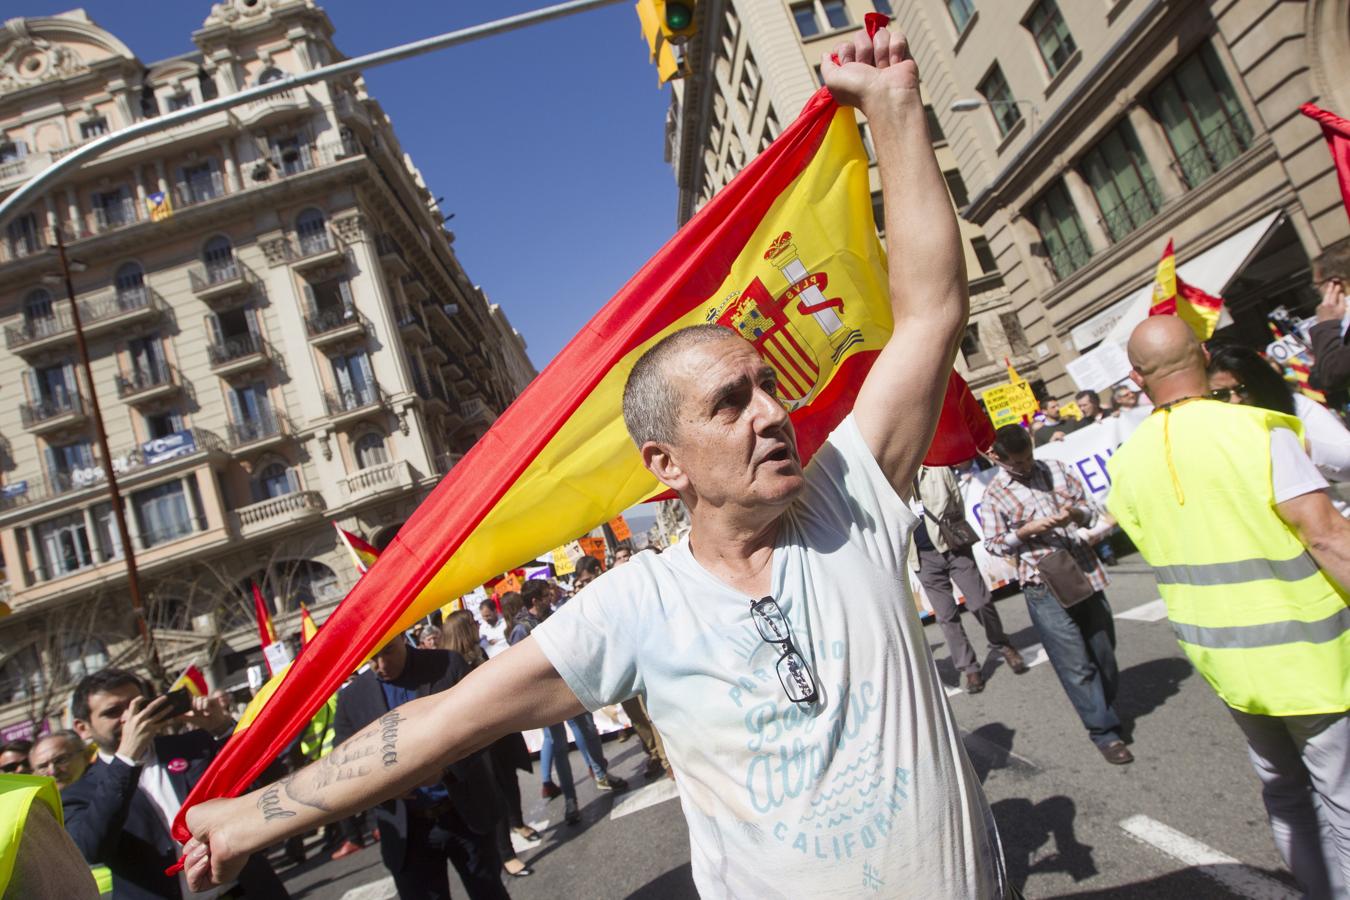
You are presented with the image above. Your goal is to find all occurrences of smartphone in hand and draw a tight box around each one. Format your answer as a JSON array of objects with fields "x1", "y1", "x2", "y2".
[{"x1": 158, "y1": 688, "x2": 194, "y2": 718}]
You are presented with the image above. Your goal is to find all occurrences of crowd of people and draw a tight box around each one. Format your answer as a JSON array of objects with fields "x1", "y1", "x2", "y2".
[{"x1": 1, "y1": 23, "x2": 1346, "y2": 900}]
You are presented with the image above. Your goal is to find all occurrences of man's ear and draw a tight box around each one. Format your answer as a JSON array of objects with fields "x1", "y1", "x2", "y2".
[
  {"x1": 642, "y1": 441, "x2": 688, "y2": 494},
  {"x1": 1128, "y1": 369, "x2": 1145, "y2": 390},
  {"x1": 72, "y1": 720, "x2": 92, "y2": 742}
]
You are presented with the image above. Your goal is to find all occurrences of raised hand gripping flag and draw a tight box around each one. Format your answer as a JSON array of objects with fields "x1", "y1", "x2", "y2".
[
  {"x1": 172, "y1": 84, "x2": 989, "y2": 844},
  {"x1": 1149, "y1": 239, "x2": 1224, "y2": 340}
]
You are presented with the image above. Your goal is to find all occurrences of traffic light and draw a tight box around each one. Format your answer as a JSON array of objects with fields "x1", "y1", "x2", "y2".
[{"x1": 635, "y1": 0, "x2": 697, "y2": 84}]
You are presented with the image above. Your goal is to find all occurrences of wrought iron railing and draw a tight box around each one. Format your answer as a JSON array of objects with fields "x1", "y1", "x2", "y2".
[{"x1": 1171, "y1": 114, "x2": 1254, "y2": 190}]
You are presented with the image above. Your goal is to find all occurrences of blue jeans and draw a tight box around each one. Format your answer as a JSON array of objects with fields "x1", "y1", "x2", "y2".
[
  {"x1": 1023, "y1": 585, "x2": 1122, "y2": 747},
  {"x1": 566, "y1": 713, "x2": 609, "y2": 781},
  {"x1": 539, "y1": 722, "x2": 577, "y2": 800}
]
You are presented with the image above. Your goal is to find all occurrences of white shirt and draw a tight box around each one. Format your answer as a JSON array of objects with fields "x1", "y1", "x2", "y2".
[
  {"x1": 534, "y1": 416, "x2": 1005, "y2": 899},
  {"x1": 99, "y1": 746, "x2": 227, "y2": 899},
  {"x1": 479, "y1": 618, "x2": 509, "y2": 658},
  {"x1": 1271, "y1": 427, "x2": 1330, "y2": 503},
  {"x1": 1292, "y1": 393, "x2": 1350, "y2": 482}
]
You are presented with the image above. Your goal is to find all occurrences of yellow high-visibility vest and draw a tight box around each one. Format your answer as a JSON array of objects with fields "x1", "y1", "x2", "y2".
[
  {"x1": 300, "y1": 694, "x2": 338, "y2": 761},
  {"x1": 1107, "y1": 399, "x2": 1349, "y2": 716}
]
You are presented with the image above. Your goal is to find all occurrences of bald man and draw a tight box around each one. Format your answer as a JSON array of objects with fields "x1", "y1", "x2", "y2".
[{"x1": 1107, "y1": 316, "x2": 1350, "y2": 898}]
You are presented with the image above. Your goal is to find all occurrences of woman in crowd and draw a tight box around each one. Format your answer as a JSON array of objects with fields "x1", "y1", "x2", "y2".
[
  {"x1": 1207, "y1": 344, "x2": 1350, "y2": 481},
  {"x1": 440, "y1": 610, "x2": 538, "y2": 878}
]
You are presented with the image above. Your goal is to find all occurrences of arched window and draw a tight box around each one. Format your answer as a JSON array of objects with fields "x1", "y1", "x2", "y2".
[
  {"x1": 203, "y1": 235, "x2": 236, "y2": 284},
  {"x1": 60, "y1": 635, "x2": 108, "y2": 683},
  {"x1": 295, "y1": 208, "x2": 329, "y2": 255},
  {"x1": 354, "y1": 432, "x2": 388, "y2": 469},
  {"x1": 23, "y1": 288, "x2": 55, "y2": 334},
  {"x1": 0, "y1": 646, "x2": 44, "y2": 704},
  {"x1": 255, "y1": 462, "x2": 296, "y2": 500},
  {"x1": 114, "y1": 261, "x2": 146, "y2": 308},
  {"x1": 258, "y1": 67, "x2": 285, "y2": 84}
]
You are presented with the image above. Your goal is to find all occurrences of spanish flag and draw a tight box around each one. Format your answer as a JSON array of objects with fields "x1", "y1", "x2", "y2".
[
  {"x1": 299, "y1": 604, "x2": 319, "y2": 647},
  {"x1": 1148, "y1": 239, "x2": 1224, "y2": 340},
  {"x1": 170, "y1": 665, "x2": 209, "y2": 697},
  {"x1": 251, "y1": 582, "x2": 278, "y2": 674},
  {"x1": 173, "y1": 85, "x2": 989, "y2": 841},
  {"x1": 334, "y1": 523, "x2": 379, "y2": 575}
]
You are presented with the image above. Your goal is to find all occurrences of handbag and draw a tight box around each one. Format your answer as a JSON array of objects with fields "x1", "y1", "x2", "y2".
[
  {"x1": 1035, "y1": 547, "x2": 1095, "y2": 608},
  {"x1": 913, "y1": 478, "x2": 980, "y2": 549}
]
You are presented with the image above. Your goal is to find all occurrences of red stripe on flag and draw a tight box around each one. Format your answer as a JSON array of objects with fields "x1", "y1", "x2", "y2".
[{"x1": 765, "y1": 333, "x2": 815, "y2": 393}]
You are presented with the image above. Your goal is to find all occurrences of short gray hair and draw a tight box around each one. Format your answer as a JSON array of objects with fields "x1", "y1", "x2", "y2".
[
  {"x1": 34, "y1": 729, "x2": 83, "y2": 751},
  {"x1": 622, "y1": 324, "x2": 741, "y2": 446}
]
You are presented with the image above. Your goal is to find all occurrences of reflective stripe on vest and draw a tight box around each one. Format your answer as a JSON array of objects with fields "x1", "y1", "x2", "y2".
[
  {"x1": 1152, "y1": 552, "x2": 1319, "y2": 587},
  {"x1": 1173, "y1": 606, "x2": 1350, "y2": 649}
]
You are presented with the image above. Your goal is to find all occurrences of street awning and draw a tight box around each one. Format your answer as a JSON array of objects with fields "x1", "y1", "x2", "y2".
[{"x1": 1070, "y1": 210, "x2": 1284, "y2": 351}]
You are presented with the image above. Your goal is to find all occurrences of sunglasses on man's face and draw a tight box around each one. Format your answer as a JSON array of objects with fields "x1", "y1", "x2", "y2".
[
  {"x1": 1209, "y1": 384, "x2": 1249, "y2": 403},
  {"x1": 0, "y1": 760, "x2": 26, "y2": 773}
]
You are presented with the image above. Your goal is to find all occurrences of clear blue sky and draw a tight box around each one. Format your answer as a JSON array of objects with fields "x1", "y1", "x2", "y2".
[{"x1": 26, "y1": 0, "x2": 678, "y2": 371}]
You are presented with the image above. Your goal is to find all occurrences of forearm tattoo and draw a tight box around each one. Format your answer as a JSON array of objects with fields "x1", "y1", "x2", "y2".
[
  {"x1": 378, "y1": 709, "x2": 404, "y2": 767},
  {"x1": 257, "y1": 783, "x2": 296, "y2": 821}
]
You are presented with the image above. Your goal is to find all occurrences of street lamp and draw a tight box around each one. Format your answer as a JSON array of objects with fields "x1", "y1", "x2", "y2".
[{"x1": 42, "y1": 229, "x2": 163, "y2": 681}]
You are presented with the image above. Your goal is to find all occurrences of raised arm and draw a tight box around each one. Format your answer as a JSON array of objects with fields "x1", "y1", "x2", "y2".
[
  {"x1": 822, "y1": 27, "x2": 969, "y2": 492},
  {"x1": 1276, "y1": 489, "x2": 1350, "y2": 594},
  {"x1": 184, "y1": 638, "x2": 584, "y2": 890}
]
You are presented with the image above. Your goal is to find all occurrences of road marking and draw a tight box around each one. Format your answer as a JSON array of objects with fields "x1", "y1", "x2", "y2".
[
  {"x1": 340, "y1": 876, "x2": 396, "y2": 900},
  {"x1": 509, "y1": 818, "x2": 549, "y2": 852},
  {"x1": 946, "y1": 644, "x2": 1050, "y2": 697},
  {"x1": 1116, "y1": 598, "x2": 1169, "y2": 622},
  {"x1": 610, "y1": 776, "x2": 680, "y2": 820},
  {"x1": 1119, "y1": 815, "x2": 1298, "y2": 899}
]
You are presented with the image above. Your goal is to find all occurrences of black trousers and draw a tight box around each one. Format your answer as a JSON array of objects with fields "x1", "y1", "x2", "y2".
[{"x1": 391, "y1": 808, "x2": 510, "y2": 900}]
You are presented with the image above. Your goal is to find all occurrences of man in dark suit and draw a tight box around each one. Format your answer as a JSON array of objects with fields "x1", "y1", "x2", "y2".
[
  {"x1": 335, "y1": 636, "x2": 509, "y2": 900},
  {"x1": 64, "y1": 668, "x2": 288, "y2": 899}
]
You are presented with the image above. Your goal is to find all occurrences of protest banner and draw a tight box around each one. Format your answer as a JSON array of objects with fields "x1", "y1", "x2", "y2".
[{"x1": 981, "y1": 380, "x2": 1038, "y2": 428}]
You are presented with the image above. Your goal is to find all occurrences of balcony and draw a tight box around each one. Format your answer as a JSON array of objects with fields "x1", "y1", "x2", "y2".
[
  {"x1": 397, "y1": 307, "x2": 428, "y2": 344},
  {"x1": 208, "y1": 333, "x2": 273, "y2": 376},
  {"x1": 234, "y1": 490, "x2": 326, "y2": 539},
  {"x1": 376, "y1": 233, "x2": 408, "y2": 277},
  {"x1": 1172, "y1": 115, "x2": 1254, "y2": 191},
  {"x1": 115, "y1": 362, "x2": 180, "y2": 404},
  {"x1": 226, "y1": 411, "x2": 292, "y2": 452},
  {"x1": 282, "y1": 229, "x2": 346, "y2": 273},
  {"x1": 434, "y1": 451, "x2": 463, "y2": 475},
  {"x1": 337, "y1": 459, "x2": 414, "y2": 505},
  {"x1": 188, "y1": 259, "x2": 256, "y2": 306},
  {"x1": 20, "y1": 393, "x2": 86, "y2": 433},
  {"x1": 173, "y1": 171, "x2": 226, "y2": 212},
  {"x1": 460, "y1": 397, "x2": 493, "y2": 424},
  {"x1": 322, "y1": 384, "x2": 384, "y2": 424},
  {"x1": 400, "y1": 274, "x2": 429, "y2": 303},
  {"x1": 305, "y1": 307, "x2": 369, "y2": 346},
  {"x1": 85, "y1": 197, "x2": 142, "y2": 236},
  {"x1": 4, "y1": 286, "x2": 162, "y2": 354}
]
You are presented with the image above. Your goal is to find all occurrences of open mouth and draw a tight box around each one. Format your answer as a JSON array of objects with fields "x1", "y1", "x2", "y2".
[{"x1": 761, "y1": 445, "x2": 794, "y2": 465}]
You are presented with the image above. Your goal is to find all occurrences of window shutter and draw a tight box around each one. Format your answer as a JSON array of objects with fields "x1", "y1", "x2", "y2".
[
  {"x1": 226, "y1": 385, "x2": 243, "y2": 425},
  {"x1": 338, "y1": 279, "x2": 355, "y2": 314},
  {"x1": 286, "y1": 467, "x2": 299, "y2": 494},
  {"x1": 301, "y1": 283, "x2": 316, "y2": 316},
  {"x1": 244, "y1": 307, "x2": 261, "y2": 338},
  {"x1": 206, "y1": 313, "x2": 223, "y2": 346}
]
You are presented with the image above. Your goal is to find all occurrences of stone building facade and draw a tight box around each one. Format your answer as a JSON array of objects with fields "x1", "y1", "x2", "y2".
[
  {"x1": 661, "y1": 0, "x2": 1036, "y2": 393},
  {"x1": 0, "y1": 0, "x2": 534, "y2": 733},
  {"x1": 881, "y1": 0, "x2": 1350, "y2": 399}
]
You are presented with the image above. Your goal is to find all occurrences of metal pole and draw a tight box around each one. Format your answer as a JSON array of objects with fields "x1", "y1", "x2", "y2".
[
  {"x1": 54, "y1": 228, "x2": 163, "y2": 679},
  {"x1": 0, "y1": 0, "x2": 626, "y2": 226}
]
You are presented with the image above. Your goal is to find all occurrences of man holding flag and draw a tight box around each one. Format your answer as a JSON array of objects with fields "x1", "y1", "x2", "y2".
[{"x1": 184, "y1": 24, "x2": 1007, "y2": 898}]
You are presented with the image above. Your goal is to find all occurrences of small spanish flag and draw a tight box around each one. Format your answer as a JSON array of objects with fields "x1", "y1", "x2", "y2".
[
  {"x1": 299, "y1": 603, "x2": 319, "y2": 647},
  {"x1": 251, "y1": 582, "x2": 278, "y2": 673},
  {"x1": 334, "y1": 524, "x2": 379, "y2": 575},
  {"x1": 1148, "y1": 239, "x2": 1224, "y2": 340},
  {"x1": 170, "y1": 664, "x2": 209, "y2": 697}
]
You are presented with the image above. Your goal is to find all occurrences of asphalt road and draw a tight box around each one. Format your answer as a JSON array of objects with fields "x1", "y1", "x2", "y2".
[{"x1": 273, "y1": 556, "x2": 1304, "y2": 899}]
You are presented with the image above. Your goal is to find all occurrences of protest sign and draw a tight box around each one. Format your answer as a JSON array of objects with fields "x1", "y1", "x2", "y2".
[{"x1": 981, "y1": 380, "x2": 1038, "y2": 428}]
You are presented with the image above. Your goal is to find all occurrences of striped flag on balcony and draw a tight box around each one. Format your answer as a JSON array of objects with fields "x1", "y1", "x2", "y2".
[
  {"x1": 1149, "y1": 239, "x2": 1224, "y2": 340},
  {"x1": 145, "y1": 190, "x2": 173, "y2": 222},
  {"x1": 171, "y1": 58, "x2": 993, "y2": 844}
]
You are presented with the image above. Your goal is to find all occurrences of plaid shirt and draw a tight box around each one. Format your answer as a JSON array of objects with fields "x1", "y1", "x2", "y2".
[{"x1": 981, "y1": 459, "x2": 1108, "y2": 592}]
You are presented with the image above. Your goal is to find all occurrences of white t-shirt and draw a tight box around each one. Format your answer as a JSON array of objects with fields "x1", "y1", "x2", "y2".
[
  {"x1": 534, "y1": 416, "x2": 1005, "y2": 899},
  {"x1": 480, "y1": 618, "x2": 509, "y2": 658},
  {"x1": 1292, "y1": 393, "x2": 1350, "y2": 482},
  {"x1": 1271, "y1": 427, "x2": 1329, "y2": 503}
]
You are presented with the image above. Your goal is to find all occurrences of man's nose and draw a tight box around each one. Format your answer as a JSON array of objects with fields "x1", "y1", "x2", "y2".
[{"x1": 751, "y1": 384, "x2": 789, "y2": 429}]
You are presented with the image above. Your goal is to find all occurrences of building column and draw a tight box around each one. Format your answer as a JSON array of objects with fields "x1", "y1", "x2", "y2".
[
  {"x1": 43, "y1": 194, "x2": 58, "y2": 237},
  {"x1": 154, "y1": 159, "x2": 169, "y2": 198},
  {"x1": 25, "y1": 526, "x2": 42, "y2": 585},
  {"x1": 1127, "y1": 105, "x2": 1187, "y2": 202},
  {"x1": 64, "y1": 186, "x2": 82, "y2": 238},
  {"x1": 218, "y1": 139, "x2": 240, "y2": 193},
  {"x1": 82, "y1": 507, "x2": 101, "y2": 562},
  {"x1": 132, "y1": 165, "x2": 148, "y2": 208},
  {"x1": 1061, "y1": 168, "x2": 1111, "y2": 253}
]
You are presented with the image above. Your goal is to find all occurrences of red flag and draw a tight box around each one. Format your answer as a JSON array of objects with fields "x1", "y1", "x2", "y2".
[
  {"x1": 170, "y1": 665, "x2": 209, "y2": 697},
  {"x1": 1301, "y1": 102, "x2": 1350, "y2": 225},
  {"x1": 172, "y1": 84, "x2": 989, "y2": 844},
  {"x1": 251, "y1": 582, "x2": 277, "y2": 675}
]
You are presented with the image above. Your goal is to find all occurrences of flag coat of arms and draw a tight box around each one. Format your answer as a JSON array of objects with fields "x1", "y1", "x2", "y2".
[{"x1": 172, "y1": 85, "x2": 990, "y2": 841}]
